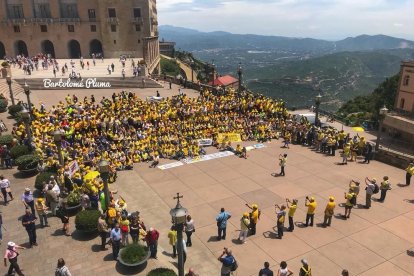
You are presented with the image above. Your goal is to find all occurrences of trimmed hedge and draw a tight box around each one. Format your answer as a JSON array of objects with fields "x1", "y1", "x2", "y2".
[
  {"x1": 0, "y1": 98, "x2": 8, "y2": 113},
  {"x1": 8, "y1": 104, "x2": 23, "y2": 117},
  {"x1": 120, "y1": 244, "x2": 148, "y2": 264},
  {"x1": 35, "y1": 172, "x2": 57, "y2": 190},
  {"x1": 10, "y1": 144, "x2": 29, "y2": 159},
  {"x1": 66, "y1": 191, "x2": 81, "y2": 207},
  {"x1": 147, "y1": 268, "x2": 177, "y2": 276},
  {"x1": 75, "y1": 209, "x2": 101, "y2": 232},
  {"x1": 15, "y1": 154, "x2": 40, "y2": 171},
  {"x1": 0, "y1": 135, "x2": 13, "y2": 145}
]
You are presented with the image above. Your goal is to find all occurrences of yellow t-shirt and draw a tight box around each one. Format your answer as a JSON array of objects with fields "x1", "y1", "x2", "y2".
[
  {"x1": 288, "y1": 204, "x2": 297, "y2": 217},
  {"x1": 345, "y1": 193, "x2": 355, "y2": 206},
  {"x1": 251, "y1": 209, "x2": 259, "y2": 223},
  {"x1": 307, "y1": 202, "x2": 317, "y2": 214},
  {"x1": 168, "y1": 230, "x2": 177, "y2": 246},
  {"x1": 325, "y1": 202, "x2": 336, "y2": 215}
]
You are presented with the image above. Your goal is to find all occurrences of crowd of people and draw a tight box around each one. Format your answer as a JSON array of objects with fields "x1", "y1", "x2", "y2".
[{"x1": 1, "y1": 72, "x2": 413, "y2": 276}]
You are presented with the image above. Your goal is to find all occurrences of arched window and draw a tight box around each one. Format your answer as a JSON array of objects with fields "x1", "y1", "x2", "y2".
[
  {"x1": 403, "y1": 75, "x2": 410, "y2": 86},
  {"x1": 400, "y1": 98, "x2": 405, "y2": 109}
]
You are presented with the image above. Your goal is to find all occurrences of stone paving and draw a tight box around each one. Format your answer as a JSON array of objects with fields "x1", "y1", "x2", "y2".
[{"x1": 0, "y1": 70, "x2": 414, "y2": 275}]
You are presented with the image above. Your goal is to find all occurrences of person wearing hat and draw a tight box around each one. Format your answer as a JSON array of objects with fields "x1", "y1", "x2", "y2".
[
  {"x1": 278, "y1": 153, "x2": 287, "y2": 176},
  {"x1": 304, "y1": 196, "x2": 317, "y2": 227},
  {"x1": 299, "y1": 259, "x2": 311, "y2": 276},
  {"x1": 364, "y1": 177, "x2": 376, "y2": 209},
  {"x1": 245, "y1": 203, "x2": 260, "y2": 235},
  {"x1": 21, "y1": 209, "x2": 37, "y2": 247},
  {"x1": 405, "y1": 161, "x2": 414, "y2": 186},
  {"x1": 323, "y1": 196, "x2": 336, "y2": 227},
  {"x1": 35, "y1": 198, "x2": 49, "y2": 227},
  {"x1": 238, "y1": 212, "x2": 250, "y2": 244},
  {"x1": 379, "y1": 176, "x2": 391, "y2": 202},
  {"x1": 20, "y1": 188, "x2": 35, "y2": 217},
  {"x1": 3, "y1": 241, "x2": 25, "y2": 276},
  {"x1": 275, "y1": 204, "x2": 286, "y2": 239},
  {"x1": 343, "y1": 188, "x2": 356, "y2": 219}
]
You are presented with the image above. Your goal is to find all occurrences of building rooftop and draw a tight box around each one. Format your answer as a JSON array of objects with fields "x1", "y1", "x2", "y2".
[{"x1": 210, "y1": 75, "x2": 238, "y2": 86}]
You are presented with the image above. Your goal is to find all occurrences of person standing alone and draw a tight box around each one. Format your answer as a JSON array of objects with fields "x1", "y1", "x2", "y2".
[
  {"x1": 0, "y1": 175, "x2": 13, "y2": 205},
  {"x1": 216, "y1": 208, "x2": 231, "y2": 240},
  {"x1": 278, "y1": 154, "x2": 287, "y2": 176},
  {"x1": 4, "y1": 242, "x2": 26, "y2": 276}
]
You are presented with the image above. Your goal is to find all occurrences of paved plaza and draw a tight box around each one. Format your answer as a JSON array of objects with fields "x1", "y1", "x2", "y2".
[{"x1": 0, "y1": 68, "x2": 414, "y2": 275}]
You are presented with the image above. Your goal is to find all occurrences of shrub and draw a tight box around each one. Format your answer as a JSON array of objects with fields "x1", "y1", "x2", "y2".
[
  {"x1": 8, "y1": 104, "x2": 23, "y2": 117},
  {"x1": 147, "y1": 268, "x2": 177, "y2": 276},
  {"x1": 1, "y1": 61, "x2": 9, "y2": 67},
  {"x1": 10, "y1": 144, "x2": 29, "y2": 159},
  {"x1": 15, "y1": 154, "x2": 40, "y2": 171},
  {"x1": 66, "y1": 191, "x2": 81, "y2": 207},
  {"x1": 120, "y1": 244, "x2": 148, "y2": 264},
  {"x1": 75, "y1": 209, "x2": 100, "y2": 232},
  {"x1": 0, "y1": 98, "x2": 8, "y2": 113},
  {"x1": 34, "y1": 172, "x2": 57, "y2": 190},
  {"x1": 0, "y1": 135, "x2": 13, "y2": 145}
]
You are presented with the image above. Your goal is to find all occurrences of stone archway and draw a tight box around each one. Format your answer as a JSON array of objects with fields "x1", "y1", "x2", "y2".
[
  {"x1": 41, "y1": 40, "x2": 56, "y2": 58},
  {"x1": 68, "y1": 40, "x2": 81, "y2": 59},
  {"x1": 0, "y1": 42, "x2": 5, "y2": 58},
  {"x1": 89, "y1": 39, "x2": 103, "y2": 57},
  {"x1": 15, "y1": 40, "x2": 28, "y2": 57}
]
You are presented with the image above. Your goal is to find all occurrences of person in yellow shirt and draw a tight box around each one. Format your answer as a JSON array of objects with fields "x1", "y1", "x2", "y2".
[
  {"x1": 343, "y1": 188, "x2": 356, "y2": 219},
  {"x1": 286, "y1": 198, "x2": 298, "y2": 232},
  {"x1": 167, "y1": 226, "x2": 178, "y2": 258},
  {"x1": 405, "y1": 161, "x2": 414, "y2": 186},
  {"x1": 245, "y1": 203, "x2": 260, "y2": 235},
  {"x1": 304, "y1": 196, "x2": 317, "y2": 227},
  {"x1": 238, "y1": 212, "x2": 250, "y2": 244},
  {"x1": 323, "y1": 196, "x2": 336, "y2": 227}
]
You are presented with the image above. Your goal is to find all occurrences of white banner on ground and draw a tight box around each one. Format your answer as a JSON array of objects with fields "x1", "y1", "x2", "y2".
[
  {"x1": 198, "y1": 138, "x2": 213, "y2": 146},
  {"x1": 182, "y1": 151, "x2": 234, "y2": 164},
  {"x1": 157, "y1": 161, "x2": 184, "y2": 170},
  {"x1": 245, "y1": 143, "x2": 266, "y2": 151}
]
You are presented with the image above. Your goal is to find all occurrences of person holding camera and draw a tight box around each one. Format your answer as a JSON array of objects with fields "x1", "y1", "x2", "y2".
[
  {"x1": 286, "y1": 198, "x2": 297, "y2": 232},
  {"x1": 322, "y1": 196, "x2": 336, "y2": 227},
  {"x1": 278, "y1": 154, "x2": 287, "y2": 176},
  {"x1": 218, "y1": 248, "x2": 236, "y2": 276},
  {"x1": 304, "y1": 196, "x2": 317, "y2": 227},
  {"x1": 379, "y1": 176, "x2": 391, "y2": 202},
  {"x1": 245, "y1": 203, "x2": 260, "y2": 235},
  {"x1": 275, "y1": 204, "x2": 286, "y2": 239}
]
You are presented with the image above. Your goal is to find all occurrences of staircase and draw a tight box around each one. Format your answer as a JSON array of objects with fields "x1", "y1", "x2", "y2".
[{"x1": 0, "y1": 79, "x2": 25, "y2": 103}]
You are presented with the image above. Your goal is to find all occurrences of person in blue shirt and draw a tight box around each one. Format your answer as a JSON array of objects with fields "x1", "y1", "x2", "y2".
[
  {"x1": 110, "y1": 223, "x2": 122, "y2": 260},
  {"x1": 218, "y1": 248, "x2": 235, "y2": 276},
  {"x1": 216, "y1": 208, "x2": 231, "y2": 241}
]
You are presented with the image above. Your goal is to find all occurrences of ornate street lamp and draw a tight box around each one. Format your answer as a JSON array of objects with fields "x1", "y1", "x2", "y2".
[
  {"x1": 23, "y1": 82, "x2": 32, "y2": 115},
  {"x1": 53, "y1": 130, "x2": 64, "y2": 166},
  {"x1": 6, "y1": 76, "x2": 15, "y2": 106},
  {"x1": 315, "y1": 94, "x2": 322, "y2": 126},
  {"x1": 170, "y1": 193, "x2": 187, "y2": 276},
  {"x1": 20, "y1": 108, "x2": 32, "y2": 146},
  {"x1": 98, "y1": 159, "x2": 110, "y2": 211},
  {"x1": 237, "y1": 63, "x2": 243, "y2": 94},
  {"x1": 375, "y1": 105, "x2": 389, "y2": 151}
]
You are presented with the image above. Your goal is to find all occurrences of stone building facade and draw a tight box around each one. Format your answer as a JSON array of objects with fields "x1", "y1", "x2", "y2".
[{"x1": 0, "y1": 0, "x2": 160, "y2": 73}]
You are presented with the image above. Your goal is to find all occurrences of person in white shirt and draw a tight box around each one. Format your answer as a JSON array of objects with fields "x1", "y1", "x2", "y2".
[
  {"x1": 0, "y1": 175, "x2": 13, "y2": 205},
  {"x1": 277, "y1": 261, "x2": 293, "y2": 276},
  {"x1": 364, "y1": 177, "x2": 376, "y2": 209}
]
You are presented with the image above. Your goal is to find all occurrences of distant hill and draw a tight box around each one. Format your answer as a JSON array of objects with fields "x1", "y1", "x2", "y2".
[{"x1": 159, "y1": 25, "x2": 414, "y2": 53}]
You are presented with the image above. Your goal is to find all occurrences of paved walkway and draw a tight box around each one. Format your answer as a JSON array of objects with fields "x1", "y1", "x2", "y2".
[{"x1": 0, "y1": 87, "x2": 414, "y2": 275}]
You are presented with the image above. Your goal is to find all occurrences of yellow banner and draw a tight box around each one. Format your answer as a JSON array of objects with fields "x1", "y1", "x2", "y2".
[{"x1": 217, "y1": 133, "x2": 242, "y2": 143}]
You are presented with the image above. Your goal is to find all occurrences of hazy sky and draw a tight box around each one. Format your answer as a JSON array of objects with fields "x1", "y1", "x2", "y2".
[{"x1": 157, "y1": 0, "x2": 414, "y2": 40}]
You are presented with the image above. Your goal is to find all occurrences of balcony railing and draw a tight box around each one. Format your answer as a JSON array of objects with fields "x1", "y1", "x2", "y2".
[
  {"x1": 59, "y1": 18, "x2": 81, "y2": 23},
  {"x1": 389, "y1": 108, "x2": 414, "y2": 120},
  {"x1": 30, "y1": 18, "x2": 54, "y2": 23},
  {"x1": 106, "y1": 17, "x2": 119, "y2": 24},
  {"x1": 131, "y1": 17, "x2": 144, "y2": 24}
]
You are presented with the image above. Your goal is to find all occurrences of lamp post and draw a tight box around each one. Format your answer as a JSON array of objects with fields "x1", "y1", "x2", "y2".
[
  {"x1": 53, "y1": 130, "x2": 64, "y2": 166},
  {"x1": 20, "y1": 108, "x2": 32, "y2": 146},
  {"x1": 98, "y1": 159, "x2": 110, "y2": 211},
  {"x1": 237, "y1": 62, "x2": 243, "y2": 94},
  {"x1": 315, "y1": 94, "x2": 322, "y2": 127},
  {"x1": 375, "y1": 105, "x2": 389, "y2": 151},
  {"x1": 6, "y1": 76, "x2": 15, "y2": 106},
  {"x1": 211, "y1": 61, "x2": 215, "y2": 86},
  {"x1": 23, "y1": 82, "x2": 32, "y2": 115},
  {"x1": 170, "y1": 193, "x2": 187, "y2": 276},
  {"x1": 190, "y1": 61, "x2": 195, "y2": 83}
]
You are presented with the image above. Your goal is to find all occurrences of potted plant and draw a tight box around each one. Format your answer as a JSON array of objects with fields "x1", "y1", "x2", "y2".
[
  {"x1": 147, "y1": 268, "x2": 177, "y2": 276},
  {"x1": 65, "y1": 191, "x2": 82, "y2": 217},
  {"x1": 34, "y1": 172, "x2": 57, "y2": 191},
  {"x1": 1, "y1": 61, "x2": 9, "y2": 68},
  {"x1": 75, "y1": 209, "x2": 100, "y2": 233},
  {"x1": 10, "y1": 144, "x2": 29, "y2": 159},
  {"x1": 0, "y1": 135, "x2": 14, "y2": 146},
  {"x1": 15, "y1": 154, "x2": 40, "y2": 174},
  {"x1": 8, "y1": 104, "x2": 23, "y2": 118},
  {"x1": 118, "y1": 243, "x2": 150, "y2": 267},
  {"x1": 0, "y1": 97, "x2": 8, "y2": 113}
]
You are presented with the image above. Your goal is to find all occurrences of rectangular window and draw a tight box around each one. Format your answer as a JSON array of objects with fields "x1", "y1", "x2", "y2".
[
  {"x1": 138, "y1": 39, "x2": 141, "y2": 44},
  {"x1": 88, "y1": 9, "x2": 96, "y2": 19},
  {"x1": 108, "y1": 8, "x2": 116, "y2": 18},
  {"x1": 114, "y1": 40, "x2": 117, "y2": 45},
  {"x1": 111, "y1": 24, "x2": 116, "y2": 32},
  {"x1": 13, "y1": 25, "x2": 20, "y2": 32},
  {"x1": 40, "y1": 25, "x2": 47, "y2": 32},
  {"x1": 61, "y1": 4, "x2": 78, "y2": 18},
  {"x1": 68, "y1": 25, "x2": 75, "y2": 32},
  {"x1": 90, "y1": 25, "x2": 96, "y2": 32},
  {"x1": 133, "y1": 8, "x2": 141, "y2": 18},
  {"x1": 8, "y1": 5, "x2": 24, "y2": 19},
  {"x1": 35, "y1": 4, "x2": 51, "y2": 18},
  {"x1": 135, "y1": 24, "x2": 141, "y2": 32}
]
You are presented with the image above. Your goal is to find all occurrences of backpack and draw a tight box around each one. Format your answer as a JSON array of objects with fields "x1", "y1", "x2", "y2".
[
  {"x1": 350, "y1": 194, "x2": 357, "y2": 205},
  {"x1": 373, "y1": 183, "x2": 379, "y2": 194},
  {"x1": 231, "y1": 259, "x2": 238, "y2": 271},
  {"x1": 121, "y1": 224, "x2": 129, "y2": 233}
]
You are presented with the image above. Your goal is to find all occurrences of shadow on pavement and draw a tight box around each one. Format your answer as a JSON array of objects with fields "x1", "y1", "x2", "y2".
[
  {"x1": 407, "y1": 250, "x2": 414, "y2": 257},
  {"x1": 262, "y1": 231, "x2": 278, "y2": 239}
]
